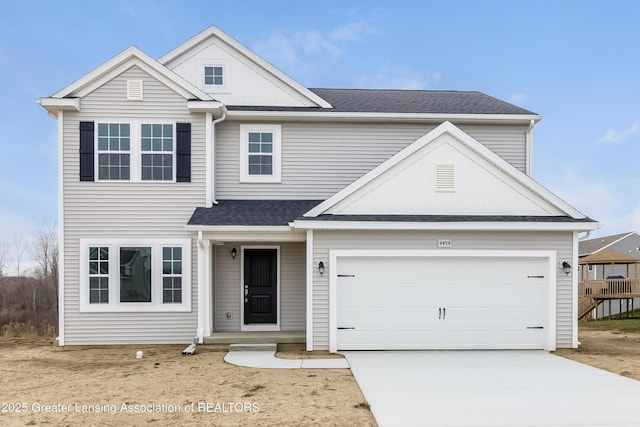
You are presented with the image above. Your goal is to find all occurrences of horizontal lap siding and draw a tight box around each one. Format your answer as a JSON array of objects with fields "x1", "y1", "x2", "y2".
[
  {"x1": 216, "y1": 122, "x2": 528, "y2": 199},
  {"x1": 63, "y1": 66, "x2": 204, "y2": 344},
  {"x1": 312, "y1": 231, "x2": 573, "y2": 350},
  {"x1": 213, "y1": 242, "x2": 305, "y2": 332}
]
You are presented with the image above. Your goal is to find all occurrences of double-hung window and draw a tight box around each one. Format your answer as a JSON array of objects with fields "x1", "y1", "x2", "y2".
[
  {"x1": 141, "y1": 124, "x2": 174, "y2": 181},
  {"x1": 94, "y1": 122, "x2": 176, "y2": 182},
  {"x1": 239, "y1": 124, "x2": 282, "y2": 183},
  {"x1": 80, "y1": 239, "x2": 191, "y2": 312},
  {"x1": 97, "y1": 123, "x2": 130, "y2": 180}
]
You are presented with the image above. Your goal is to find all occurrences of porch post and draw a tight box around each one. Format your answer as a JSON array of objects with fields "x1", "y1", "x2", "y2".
[
  {"x1": 306, "y1": 230, "x2": 314, "y2": 351},
  {"x1": 197, "y1": 238, "x2": 212, "y2": 343}
]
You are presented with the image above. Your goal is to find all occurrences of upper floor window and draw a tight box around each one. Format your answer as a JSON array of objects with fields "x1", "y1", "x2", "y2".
[
  {"x1": 239, "y1": 124, "x2": 281, "y2": 183},
  {"x1": 204, "y1": 66, "x2": 223, "y2": 86},
  {"x1": 97, "y1": 123, "x2": 130, "y2": 180},
  {"x1": 141, "y1": 124, "x2": 174, "y2": 181}
]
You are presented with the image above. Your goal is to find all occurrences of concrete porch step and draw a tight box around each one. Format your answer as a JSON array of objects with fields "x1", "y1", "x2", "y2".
[
  {"x1": 201, "y1": 331, "x2": 305, "y2": 345},
  {"x1": 229, "y1": 343, "x2": 277, "y2": 352}
]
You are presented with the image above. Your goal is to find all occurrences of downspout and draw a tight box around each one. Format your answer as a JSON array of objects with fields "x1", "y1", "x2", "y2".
[
  {"x1": 197, "y1": 230, "x2": 205, "y2": 344},
  {"x1": 210, "y1": 106, "x2": 227, "y2": 206},
  {"x1": 525, "y1": 119, "x2": 535, "y2": 176}
]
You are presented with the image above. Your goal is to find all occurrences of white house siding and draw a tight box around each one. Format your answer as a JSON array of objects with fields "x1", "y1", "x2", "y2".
[
  {"x1": 215, "y1": 121, "x2": 528, "y2": 200},
  {"x1": 213, "y1": 242, "x2": 306, "y2": 332},
  {"x1": 62, "y1": 66, "x2": 205, "y2": 344},
  {"x1": 311, "y1": 230, "x2": 574, "y2": 350}
]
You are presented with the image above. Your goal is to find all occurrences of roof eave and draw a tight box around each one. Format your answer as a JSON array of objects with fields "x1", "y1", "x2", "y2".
[
  {"x1": 225, "y1": 110, "x2": 542, "y2": 123},
  {"x1": 37, "y1": 97, "x2": 80, "y2": 115},
  {"x1": 292, "y1": 220, "x2": 600, "y2": 232}
]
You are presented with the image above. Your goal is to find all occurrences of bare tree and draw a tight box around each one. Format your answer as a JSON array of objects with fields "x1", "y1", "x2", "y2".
[
  {"x1": 0, "y1": 242, "x2": 9, "y2": 277},
  {"x1": 31, "y1": 221, "x2": 59, "y2": 323},
  {"x1": 13, "y1": 233, "x2": 28, "y2": 277}
]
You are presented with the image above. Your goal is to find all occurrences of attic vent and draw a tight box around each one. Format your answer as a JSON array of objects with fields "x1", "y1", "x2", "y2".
[
  {"x1": 127, "y1": 80, "x2": 143, "y2": 101},
  {"x1": 435, "y1": 164, "x2": 455, "y2": 192}
]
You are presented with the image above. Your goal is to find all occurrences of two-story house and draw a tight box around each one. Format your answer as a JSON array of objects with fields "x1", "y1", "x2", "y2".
[{"x1": 39, "y1": 26, "x2": 598, "y2": 351}]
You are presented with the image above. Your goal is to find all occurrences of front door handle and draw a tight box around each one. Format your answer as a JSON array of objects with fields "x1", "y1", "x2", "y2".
[{"x1": 244, "y1": 284, "x2": 249, "y2": 303}]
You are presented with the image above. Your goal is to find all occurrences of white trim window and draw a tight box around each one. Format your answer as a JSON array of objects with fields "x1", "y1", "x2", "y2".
[
  {"x1": 141, "y1": 124, "x2": 174, "y2": 181},
  {"x1": 80, "y1": 238, "x2": 191, "y2": 312},
  {"x1": 239, "y1": 124, "x2": 282, "y2": 183},
  {"x1": 204, "y1": 66, "x2": 223, "y2": 86},
  {"x1": 97, "y1": 123, "x2": 130, "y2": 180}
]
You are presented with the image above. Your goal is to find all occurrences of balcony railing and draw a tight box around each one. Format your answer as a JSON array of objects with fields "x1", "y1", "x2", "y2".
[{"x1": 579, "y1": 278, "x2": 640, "y2": 298}]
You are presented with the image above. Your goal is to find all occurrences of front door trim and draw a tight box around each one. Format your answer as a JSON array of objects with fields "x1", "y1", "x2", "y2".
[{"x1": 240, "y1": 245, "x2": 281, "y2": 331}]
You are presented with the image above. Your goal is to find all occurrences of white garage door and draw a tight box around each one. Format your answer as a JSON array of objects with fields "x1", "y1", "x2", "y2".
[{"x1": 336, "y1": 256, "x2": 547, "y2": 350}]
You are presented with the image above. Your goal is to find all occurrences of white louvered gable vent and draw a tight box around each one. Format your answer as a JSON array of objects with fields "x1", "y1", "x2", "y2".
[
  {"x1": 127, "y1": 79, "x2": 143, "y2": 101},
  {"x1": 435, "y1": 163, "x2": 455, "y2": 192}
]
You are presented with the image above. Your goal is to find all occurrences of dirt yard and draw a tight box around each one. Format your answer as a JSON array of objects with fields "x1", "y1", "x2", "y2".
[
  {"x1": 554, "y1": 329, "x2": 640, "y2": 381},
  {"x1": 0, "y1": 337, "x2": 375, "y2": 426},
  {"x1": 2, "y1": 330, "x2": 640, "y2": 426}
]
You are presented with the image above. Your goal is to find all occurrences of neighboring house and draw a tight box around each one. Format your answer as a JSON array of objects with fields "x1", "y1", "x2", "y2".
[
  {"x1": 39, "y1": 26, "x2": 598, "y2": 351},
  {"x1": 579, "y1": 232, "x2": 640, "y2": 279}
]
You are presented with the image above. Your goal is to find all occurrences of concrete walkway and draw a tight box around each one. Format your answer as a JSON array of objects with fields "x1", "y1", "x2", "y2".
[
  {"x1": 223, "y1": 343, "x2": 349, "y2": 369},
  {"x1": 343, "y1": 350, "x2": 640, "y2": 427}
]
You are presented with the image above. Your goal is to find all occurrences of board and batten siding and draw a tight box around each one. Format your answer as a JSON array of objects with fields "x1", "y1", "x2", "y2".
[
  {"x1": 311, "y1": 230, "x2": 574, "y2": 350},
  {"x1": 62, "y1": 66, "x2": 205, "y2": 344},
  {"x1": 215, "y1": 121, "x2": 527, "y2": 199},
  {"x1": 213, "y1": 242, "x2": 306, "y2": 332}
]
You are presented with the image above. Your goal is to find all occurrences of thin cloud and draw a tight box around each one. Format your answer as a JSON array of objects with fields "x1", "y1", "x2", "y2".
[
  {"x1": 510, "y1": 93, "x2": 529, "y2": 105},
  {"x1": 354, "y1": 67, "x2": 441, "y2": 90},
  {"x1": 600, "y1": 122, "x2": 640, "y2": 144},
  {"x1": 329, "y1": 21, "x2": 377, "y2": 42}
]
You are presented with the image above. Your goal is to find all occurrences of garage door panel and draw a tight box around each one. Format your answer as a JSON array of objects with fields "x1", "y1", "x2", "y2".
[{"x1": 337, "y1": 256, "x2": 547, "y2": 350}]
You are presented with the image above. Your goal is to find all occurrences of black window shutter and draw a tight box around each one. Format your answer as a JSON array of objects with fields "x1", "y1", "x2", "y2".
[
  {"x1": 176, "y1": 122, "x2": 191, "y2": 182},
  {"x1": 79, "y1": 121, "x2": 95, "y2": 181}
]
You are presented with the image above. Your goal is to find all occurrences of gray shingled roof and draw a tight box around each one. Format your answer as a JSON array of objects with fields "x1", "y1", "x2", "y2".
[
  {"x1": 188, "y1": 200, "x2": 322, "y2": 226},
  {"x1": 227, "y1": 89, "x2": 537, "y2": 115},
  {"x1": 187, "y1": 200, "x2": 594, "y2": 227},
  {"x1": 579, "y1": 232, "x2": 634, "y2": 256}
]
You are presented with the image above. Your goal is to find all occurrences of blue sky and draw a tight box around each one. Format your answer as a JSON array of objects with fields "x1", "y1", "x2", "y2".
[{"x1": 1, "y1": 0, "x2": 639, "y2": 253}]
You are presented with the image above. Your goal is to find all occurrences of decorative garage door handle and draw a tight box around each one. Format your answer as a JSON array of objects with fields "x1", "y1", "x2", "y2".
[{"x1": 438, "y1": 308, "x2": 447, "y2": 320}]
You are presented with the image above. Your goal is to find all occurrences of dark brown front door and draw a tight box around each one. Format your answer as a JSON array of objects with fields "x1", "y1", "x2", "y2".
[{"x1": 244, "y1": 249, "x2": 277, "y2": 324}]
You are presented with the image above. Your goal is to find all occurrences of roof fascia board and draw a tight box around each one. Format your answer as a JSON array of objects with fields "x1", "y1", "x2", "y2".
[
  {"x1": 225, "y1": 110, "x2": 542, "y2": 123},
  {"x1": 52, "y1": 46, "x2": 212, "y2": 101},
  {"x1": 187, "y1": 100, "x2": 225, "y2": 113},
  {"x1": 159, "y1": 26, "x2": 332, "y2": 109},
  {"x1": 292, "y1": 220, "x2": 600, "y2": 232},
  {"x1": 304, "y1": 121, "x2": 586, "y2": 219},
  {"x1": 185, "y1": 225, "x2": 294, "y2": 233}
]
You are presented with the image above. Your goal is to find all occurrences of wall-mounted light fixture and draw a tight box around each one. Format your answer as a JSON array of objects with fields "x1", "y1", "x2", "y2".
[
  {"x1": 231, "y1": 247, "x2": 237, "y2": 259},
  {"x1": 562, "y1": 261, "x2": 572, "y2": 275},
  {"x1": 318, "y1": 261, "x2": 325, "y2": 275}
]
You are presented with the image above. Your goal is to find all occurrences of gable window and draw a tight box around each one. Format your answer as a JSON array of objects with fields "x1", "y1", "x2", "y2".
[
  {"x1": 80, "y1": 239, "x2": 191, "y2": 312},
  {"x1": 97, "y1": 123, "x2": 130, "y2": 180},
  {"x1": 204, "y1": 66, "x2": 223, "y2": 85},
  {"x1": 141, "y1": 124, "x2": 174, "y2": 181},
  {"x1": 239, "y1": 124, "x2": 282, "y2": 183}
]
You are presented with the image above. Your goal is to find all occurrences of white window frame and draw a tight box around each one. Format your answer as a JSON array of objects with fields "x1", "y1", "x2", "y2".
[
  {"x1": 203, "y1": 65, "x2": 224, "y2": 87},
  {"x1": 140, "y1": 122, "x2": 177, "y2": 182},
  {"x1": 239, "y1": 124, "x2": 282, "y2": 183},
  {"x1": 79, "y1": 238, "x2": 192, "y2": 312},
  {"x1": 95, "y1": 123, "x2": 132, "y2": 181},
  {"x1": 94, "y1": 120, "x2": 176, "y2": 183}
]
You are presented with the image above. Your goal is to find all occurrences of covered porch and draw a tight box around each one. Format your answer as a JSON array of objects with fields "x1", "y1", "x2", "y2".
[
  {"x1": 578, "y1": 248, "x2": 640, "y2": 320},
  {"x1": 186, "y1": 200, "x2": 320, "y2": 345}
]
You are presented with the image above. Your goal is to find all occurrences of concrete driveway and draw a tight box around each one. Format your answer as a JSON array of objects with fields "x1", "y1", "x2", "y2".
[{"x1": 342, "y1": 350, "x2": 640, "y2": 427}]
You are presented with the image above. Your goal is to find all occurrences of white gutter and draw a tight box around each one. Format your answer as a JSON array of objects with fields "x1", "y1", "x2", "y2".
[
  {"x1": 210, "y1": 107, "x2": 227, "y2": 206},
  {"x1": 525, "y1": 119, "x2": 535, "y2": 176}
]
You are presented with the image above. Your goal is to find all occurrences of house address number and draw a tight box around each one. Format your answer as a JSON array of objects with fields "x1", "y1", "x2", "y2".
[{"x1": 438, "y1": 239, "x2": 452, "y2": 248}]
